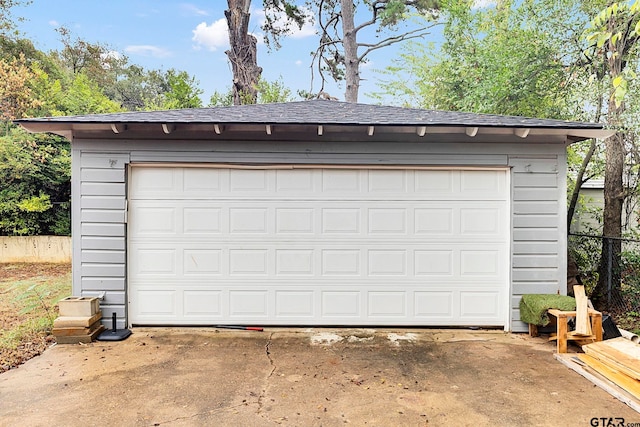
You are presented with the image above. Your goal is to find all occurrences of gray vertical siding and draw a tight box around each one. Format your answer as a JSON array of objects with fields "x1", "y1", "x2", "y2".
[
  {"x1": 78, "y1": 151, "x2": 129, "y2": 329},
  {"x1": 74, "y1": 139, "x2": 567, "y2": 331},
  {"x1": 509, "y1": 153, "x2": 566, "y2": 332}
]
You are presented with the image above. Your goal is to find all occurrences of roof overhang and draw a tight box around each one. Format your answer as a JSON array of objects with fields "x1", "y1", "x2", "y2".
[
  {"x1": 15, "y1": 100, "x2": 614, "y2": 144},
  {"x1": 16, "y1": 121, "x2": 615, "y2": 144}
]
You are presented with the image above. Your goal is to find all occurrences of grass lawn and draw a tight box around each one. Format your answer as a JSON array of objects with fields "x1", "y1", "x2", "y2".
[{"x1": 0, "y1": 263, "x2": 71, "y2": 373}]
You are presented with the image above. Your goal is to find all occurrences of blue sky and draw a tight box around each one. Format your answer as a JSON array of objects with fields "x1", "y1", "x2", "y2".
[{"x1": 12, "y1": 0, "x2": 448, "y2": 105}]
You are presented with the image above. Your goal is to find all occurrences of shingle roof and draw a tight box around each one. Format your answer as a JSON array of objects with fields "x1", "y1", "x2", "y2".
[{"x1": 16, "y1": 99, "x2": 604, "y2": 130}]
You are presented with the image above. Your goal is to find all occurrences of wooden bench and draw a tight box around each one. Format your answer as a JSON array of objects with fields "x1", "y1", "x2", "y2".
[{"x1": 529, "y1": 308, "x2": 603, "y2": 353}]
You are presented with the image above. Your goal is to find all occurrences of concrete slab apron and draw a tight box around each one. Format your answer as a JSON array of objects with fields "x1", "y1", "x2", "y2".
[{"x1": 1, "y1": 329, "x2": 638, "y2": 427}]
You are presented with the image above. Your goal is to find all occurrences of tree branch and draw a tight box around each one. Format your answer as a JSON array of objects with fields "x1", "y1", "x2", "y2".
[{"x1": 357, "y1": 26, "x2": 436, "y2": 61}]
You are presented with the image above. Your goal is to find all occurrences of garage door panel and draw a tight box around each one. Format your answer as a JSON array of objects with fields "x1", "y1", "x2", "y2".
[
  {"x1": 131, "y1": 207, "x2": 176, "y2": 235},
  {"x1": 460, "y1": 208, "x2": 504, "y2": 235},
  {"x1": 229, "y1": 291, "x2": 269, "y2": 317},
  {"x1": 414, "y1": 291, "x2": 455, "y2": 318},
  {"x1": 230, "y1": 169, "x2": 270, "y2": 191},
  {"x1": 134, "y1": 249, "x2": 176, "y2": 275},
  {"x1": 129, "y1": 167, "x2": 509, "y2": 326},
  {"x1": 460, "y1": 291, "x2": 502, "y2": 319},
  {"x1": 135, "y1": 289, "x2": 177, "y2": 318},
  {"x1": 183, "y1": 207, "x2": 222, "y2": 234},
  {"x1": 368, "y1": 208, "x2": 407, "y2": 234},
  {"x1": 183, "y1": 291, "x2": 222, "y2": 318},
  {"x1": 276, "y1": 208, "x2": 315, "y2": 233},
  {"x1": 130, "y1": 200, "x2": 503, "y2": 240},
  {"x1": 183, "y1": 249, "x2": 222, "y2": 275},
  {"x1": 183, "y1": 168, "x2": 221, "y2": 192},
  {"x1": 276, "y1": 250, "x2": 314, "y2": 275},
  {"x1": 322, "y1": 291, "x2": 361, "y2": 317},
  {"x1": 129, "y1": 284, "x2": 505, "y2": 325},
  {"x1": 322, "y1": 208, "x2": 360, "y2": 233},
  {"x1": 368, "y1": 292, "x2": 406, "y2": 317},
  {"x1": 129, "y1": 243, "x2": 506, "y2": 281},
  {"x1": 276, "y1": 291, "x2": 315, "y2": 317},
  {"x1": 276, "y1": 169, "x2": 315, "y2": 191}
]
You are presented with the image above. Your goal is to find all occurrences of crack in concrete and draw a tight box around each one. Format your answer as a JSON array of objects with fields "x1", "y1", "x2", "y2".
[
  {"x1": 257, "y1": 332, "x2": 276, "y2": 416},
  {"x1": 153, "y1": 332, "x2": 279, "y2": 426},
  {"x1": 150, "y1": 401, "x2": 253, "y2": 426}
]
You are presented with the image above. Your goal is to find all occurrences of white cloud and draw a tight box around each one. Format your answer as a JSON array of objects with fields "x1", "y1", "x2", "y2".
[
  {"x1": 253, "y1": 7, "x2": 316, "y2": 39},
  {"x1": 472, "y1": 0, "x2": 496, "y2": 9},
  {"x1": 295, "y1": 60, "x2": 303, "y2": 66},
  {"x1": 48, "y1": 20, "x2": 59, "y2": 27},
  {"x1": 101, "y1": 50, "x2": 122, "y2": 61},
  {"x1": 124, "y1": 45, "x2": 172, "y2": 58},
  {"x1": 181, "y1": 3, "x2": 209, "y2": 16},
  {"x1": 192, "y1": 19, "x2": 229, "y2": 51}
]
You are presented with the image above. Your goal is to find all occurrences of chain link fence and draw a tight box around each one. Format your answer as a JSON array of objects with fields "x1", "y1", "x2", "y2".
[{"x1": 569, "y1": 234, "x2": 640, "y2": 334}]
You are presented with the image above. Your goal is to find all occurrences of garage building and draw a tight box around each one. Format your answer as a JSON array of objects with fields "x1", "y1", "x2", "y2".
[{"x1": 17, "y1": 100, "x2": 611, "y2": 331}]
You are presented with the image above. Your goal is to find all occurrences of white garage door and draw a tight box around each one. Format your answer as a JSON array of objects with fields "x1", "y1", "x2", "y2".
[{"x1": 128, "y1": 166, "x2": 509, "y2": 326}]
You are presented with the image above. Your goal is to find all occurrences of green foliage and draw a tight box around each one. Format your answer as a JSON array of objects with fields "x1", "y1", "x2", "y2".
[
  {"x1": 0, "y1": 0, "x2": 28, "y2": 36},
  {"x1": 60, "y1": 73, "x2": 123, "y2": 115},
  {"x1": 584, "y1": 1, "x2": 640, "y2": 107},
  {"x1": 161, "y1": 69, "x2": 203, "y2": 109},
  {"x1": 374, "y1": 0, "x2": 582, "y2": 118},
  {"x1": 209, "y1": 77, "x2": 297, "y2": 106},
  {"x1": 209, "y1": 89, "x2": 234, "y2": 107},
  {"x1": 0, "y1": 268, "x2": 71, "y2": 351},
  {"x1": 257, "y1": 77, "x2": 295, "y2": 103},
  {"x1": 0, "y1": 130, "x2": 70, "y2": 236},
  {"x1": 0, "y1": 26, "x2": 206, "y2": 235}
]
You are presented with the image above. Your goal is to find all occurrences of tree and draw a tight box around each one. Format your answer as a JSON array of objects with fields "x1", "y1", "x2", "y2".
[
  {"x1": 161, "y1": 69, "x2": 203, "y2": 109},
  {"x1": 225, "y1": 0, "x2": 262, "y2": 105},
  {"x1": 0, "y1": 53, "x2": 39, "y2": 124},
  {"x1": 374, "y1": 0, "x2": 617, "y2": 233},
  {"x1": 0, "y1": 130, "x2": 70, "y2": 236},
  {"x1": 53, "y1": 26, "x2": 121, "y2": 88},
  {"x1": 585, "y1": 1, "x2": 640, "y2": 309},
  {"x1": 375, "y1": 0, "x2": 586, "y2": 116},
  {"x1": 264, "y1": 0, "x2": 441, "y2": 102},
  {"x1": 0, "y1": 0, "x2": 26, "y2": 37},
  {"x1": 209, "y1": 77, "x2": 297, "y2": 106}
]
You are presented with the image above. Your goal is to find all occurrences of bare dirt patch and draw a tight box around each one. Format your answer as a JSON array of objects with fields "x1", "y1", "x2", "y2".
[
  {"x1": 0, "y1": 263, "x2": 71, "y2": 373},
  {"x1": 0, "y1": 263, "x2": 71, "y2": 283}
]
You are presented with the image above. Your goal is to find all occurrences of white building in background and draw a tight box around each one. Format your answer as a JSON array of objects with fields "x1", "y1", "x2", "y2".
[{"x1": 571, "y1": 179, "x2": 640, "y2": 235}]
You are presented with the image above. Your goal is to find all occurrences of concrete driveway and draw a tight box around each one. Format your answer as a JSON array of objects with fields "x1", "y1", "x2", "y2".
[{"x1": 1, "y1": 328, "x2": 638, "y2": 426}]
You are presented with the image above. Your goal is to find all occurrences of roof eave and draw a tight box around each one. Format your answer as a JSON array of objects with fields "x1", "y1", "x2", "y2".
[{"x1": 16, "y1": 120, "x2": 613, "y2": 143}]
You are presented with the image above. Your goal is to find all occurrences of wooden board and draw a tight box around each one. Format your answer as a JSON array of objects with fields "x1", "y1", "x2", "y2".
[
  {"x1": 554, "y1": 353, "x2": 640, "y2": 413},
  {"x1": 604, "y1": 337, "x2": 640, "y2": 358},
  {"x1": 577, "y1": 354, "x2": 640, "y2": 401},
  {"x1": 54, "y1": 325, "x2": 105, "y2": 344},
  {"x1": 53, "y1": 319, "x2": 103, "y2": 337},
  {"x1": 574, "y1": 285, "x2": 591, "y2": 336},
  {"x1": 53, "y1": 311, "x2": 102, "y2": 328},
  {"x1": 583, "y1": 338, "x2": 640, "y2": 381}
]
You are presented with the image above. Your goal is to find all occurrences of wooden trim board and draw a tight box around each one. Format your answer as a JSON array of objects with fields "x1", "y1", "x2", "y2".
[
  {"x1": 577, "y1": 354, "x2": 640, "y2": 400},
  {"x1": 554, "y1": 353, "x2": 640, "y2": 413}
]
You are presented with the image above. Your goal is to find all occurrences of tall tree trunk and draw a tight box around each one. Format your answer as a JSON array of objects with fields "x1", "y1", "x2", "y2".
[
  {"x1": 593, "y1": 99, "x2": 624, "y2": 310},
  {"x1": 341, "y1": 0, "x2": 359, "y2": 103},
  {"x1": 225, "y1": 0, "x2": 262, "y2": 105}
]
